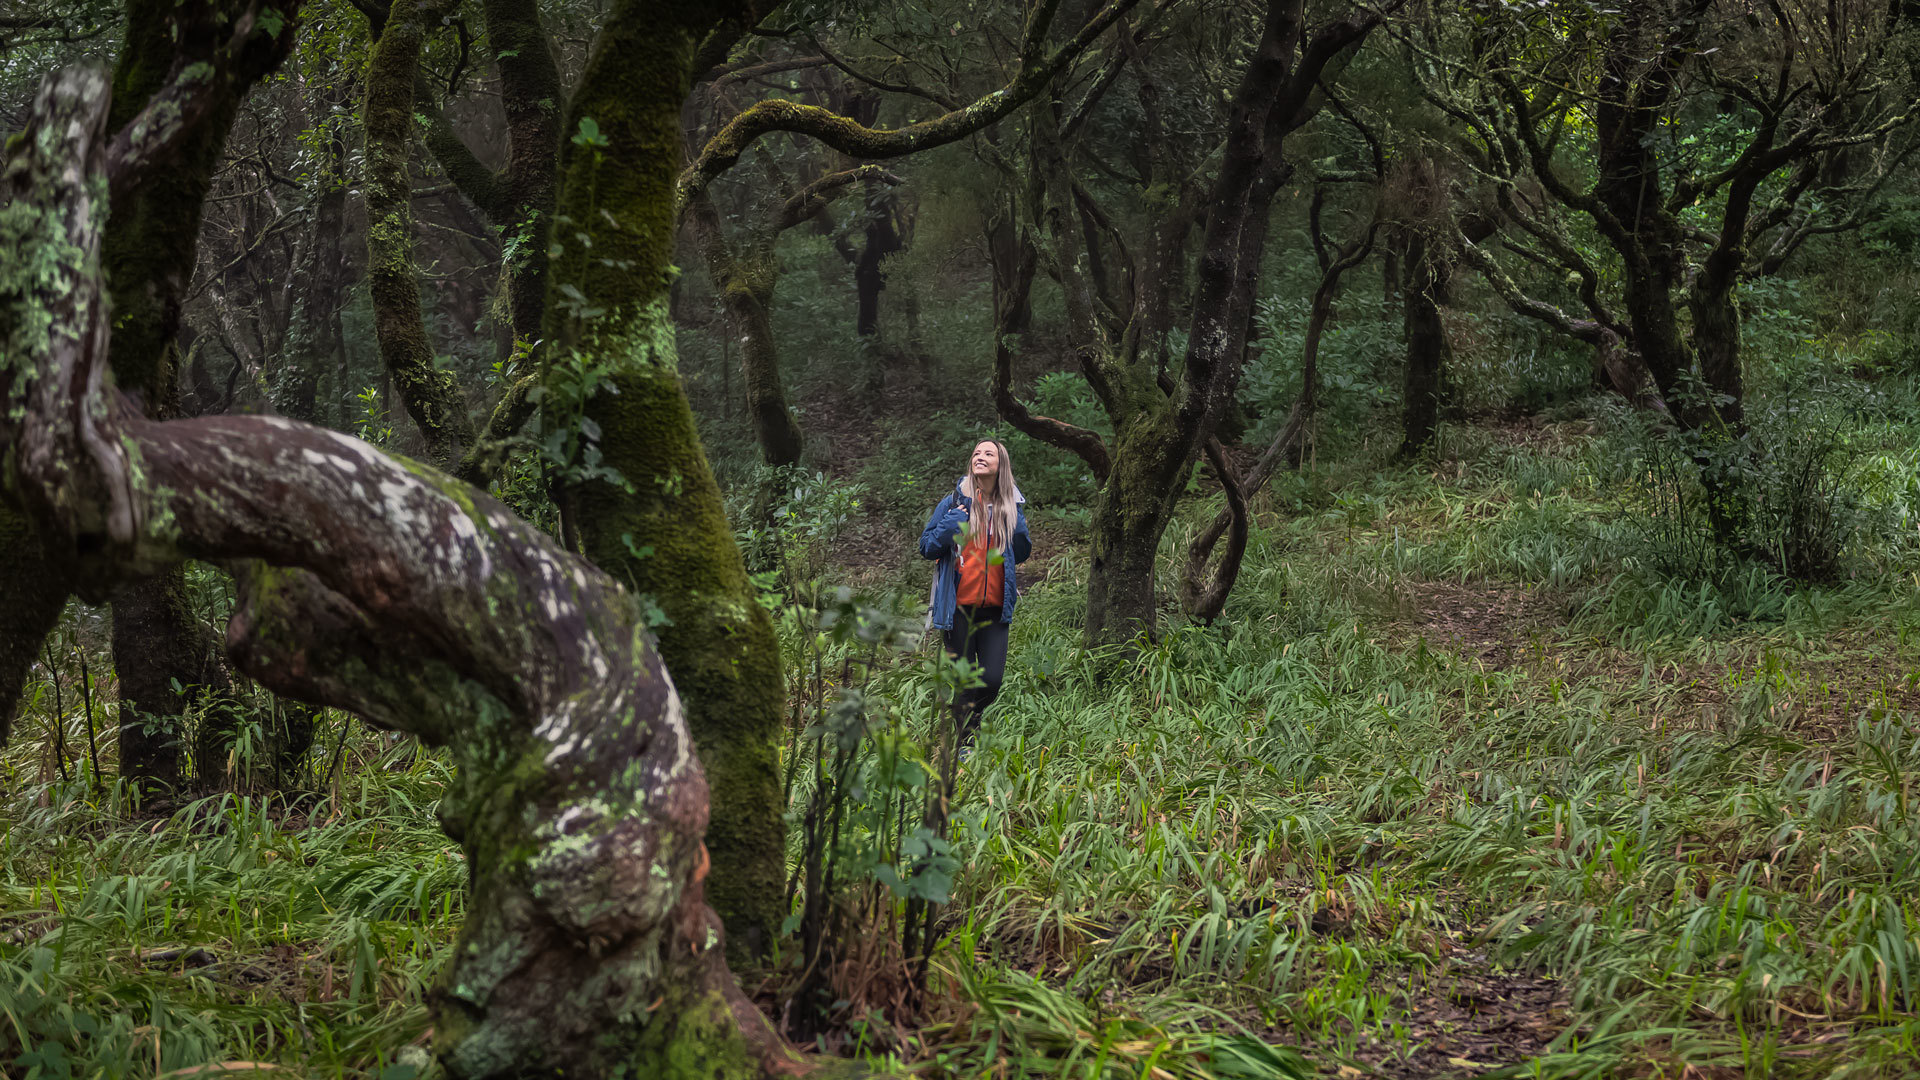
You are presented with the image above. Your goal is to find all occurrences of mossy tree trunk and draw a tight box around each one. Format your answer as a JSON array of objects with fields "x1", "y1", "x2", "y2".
[
  {"x1": 688, "y1": 191, "x2": 810, "y2": 471},
  {"x1": 1084, "y1": 412, "x2": 1185, "y2": 640},
  {"x1": 362, "y1": 0, "x2": 476, "y2": 471},
  {"x1": 101, "y1": 0, "x2": 299, "y2": 788},
  {"x1": 3, "y1": 66, "x2": 809, "y2": 1080},
  {"x1": 543, "y1": 0, "x2": 789, "y2": 963}
]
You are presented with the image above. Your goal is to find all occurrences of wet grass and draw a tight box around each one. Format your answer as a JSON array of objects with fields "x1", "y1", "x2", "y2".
[{"x1": 5, "y1": 418, "x2": 1920, "y2": 1078}]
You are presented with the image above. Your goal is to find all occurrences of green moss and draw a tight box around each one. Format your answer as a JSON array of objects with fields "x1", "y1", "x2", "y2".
[
  {"x1": 540, "y1": 2, "x2": 789, "y2": 960},
  {"x1": 571, "y1": 367, "x2": 787, "y2": 957},
  {"x1": 362, "y1": 0, "x2": 475, "y2": 469},
  {"x1": 625, "y1": 981, "x2": 760, "y2": 1080}
]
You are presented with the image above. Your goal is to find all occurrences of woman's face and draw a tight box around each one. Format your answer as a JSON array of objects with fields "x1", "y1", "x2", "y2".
[{"x1": 970, "y1": 441, "x2": 1000, "y2": 480}]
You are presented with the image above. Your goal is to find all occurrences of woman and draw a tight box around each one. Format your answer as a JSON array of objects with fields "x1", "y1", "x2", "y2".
[{"x1": 919, "y1": 439, "x2": 1031, "y2": 751}]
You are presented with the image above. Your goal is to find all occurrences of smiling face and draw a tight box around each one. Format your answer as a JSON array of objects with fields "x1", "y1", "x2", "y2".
[{"x1": 970, "y1": 441, "x2": 1000, "y2": 483}]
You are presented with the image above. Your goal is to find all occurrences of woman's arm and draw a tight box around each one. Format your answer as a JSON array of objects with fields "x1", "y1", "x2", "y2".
[
  {"x1": 918, "y1": 496, "x2": 967, "y2": 560},
  {"x1": 1009, "y1": 506, "x2": 1032, "y2": 564}
]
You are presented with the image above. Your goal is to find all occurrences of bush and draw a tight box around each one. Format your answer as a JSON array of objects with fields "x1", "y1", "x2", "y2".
[{"x1": 1593, "y1": 377, "x2": 1916, "y2": 590}]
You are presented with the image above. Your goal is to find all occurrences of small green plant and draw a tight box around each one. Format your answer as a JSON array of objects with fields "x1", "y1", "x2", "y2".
[
  {"x1": 737, "y1": 465, "x2": 864, "y2": 594},
  {"x1": 777, "y1": 587, "x2": 961, "y2": 1045},
  {"x1": 354, "y1": 384, "x2": 394, "y2": 447}
]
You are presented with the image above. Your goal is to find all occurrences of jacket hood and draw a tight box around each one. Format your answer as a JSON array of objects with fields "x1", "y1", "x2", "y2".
[{"x1": 953, "y1": 474, "x2": 1025, "y2": 504}]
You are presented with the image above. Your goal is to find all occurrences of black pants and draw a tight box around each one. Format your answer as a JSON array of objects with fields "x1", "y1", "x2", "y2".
[{"x1": 943, "y1": 605, "x2": 1007, "y2": 745}]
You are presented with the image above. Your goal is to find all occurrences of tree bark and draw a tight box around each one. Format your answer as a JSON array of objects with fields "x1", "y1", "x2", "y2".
[
  {"x1": 1398, "y1": 227, "x2": 1452, "y2": 458},
  {"x1": 1086, "y1": 450, "x2": 1175, "y2": 644},
  {"x1": 545, "y1": 0, "x2": 788, "y2": 963},
  {"x1": 0, "y1": 512, "x2": 67, "y2": 748},
  {"x1": 363, "y1": 0, "x2": 476, "y2": 470},
  {"x1": 853, "y1": 187, "x2": 904, "y2": 337},
  {"x1": 2, "y1": 66, "x2": 809, "y2": 1080},
  {"x1": 102, "y1": 0, "x2": 294, "y2": 788}
]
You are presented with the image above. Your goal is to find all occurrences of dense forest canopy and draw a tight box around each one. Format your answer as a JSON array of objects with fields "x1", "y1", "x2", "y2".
[{"x1": 5, "y1": 0, "x2": 1920, "y2": 1077}]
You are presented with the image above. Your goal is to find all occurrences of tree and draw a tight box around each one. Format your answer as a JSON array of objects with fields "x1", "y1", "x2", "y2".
[
  {"x1": 991, "y1": 0, "x2": 1385, "y2": 644},
  {"x1": 688, "y1": 156, "x2": 900, "y2": 468},
  {"x1": 4, "y1": 63, "x2": 820, "y2": 1080},
  {"x1": 1180, "y1": 180, "x2": 1381, "y2": 622},
  {"x1": 680, "y1": 0, "x2": 1146, "y2": 468},
  {"x1": 93, "y1": 0, "x2": 302, "y2": 786},
  {"x1": 1424, "y1": 0, "x2": 1920, "y2": 445},
  {"x1": 359, "y1": 0, "x2": 475, "y2": 471},
  {"x1": 350, "y1": 0, "x2": 561, "y2": 483},
  {"x1": 1392, "y1": 155, "x2": 1457, "y2": 457}
]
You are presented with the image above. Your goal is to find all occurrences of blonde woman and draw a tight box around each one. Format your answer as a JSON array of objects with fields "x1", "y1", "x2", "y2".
[{"x1": 918, "y1": 439, "x2": 1032, "y2": 751}]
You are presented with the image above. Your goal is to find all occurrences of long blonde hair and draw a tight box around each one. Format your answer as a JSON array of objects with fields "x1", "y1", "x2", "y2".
[{"x1": 966, "y1": 440, "x2": 1020, "y2": 549}]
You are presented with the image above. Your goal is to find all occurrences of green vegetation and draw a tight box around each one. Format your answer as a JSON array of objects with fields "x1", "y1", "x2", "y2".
[
  {"x1": 7, "y1": 0, "x2": 1920, "y2": 1076},
  {"x1": 10, "y1": 381, "x2": 1920, "y2": 1074}
]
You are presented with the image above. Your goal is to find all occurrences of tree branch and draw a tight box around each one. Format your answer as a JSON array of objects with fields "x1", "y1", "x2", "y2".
[
  {"x1": 105, "y1": 0, "x2": 304, "y2": 206},
  {"x1": 989, "y1": 230, "x2": 1113, "y2": 482},
  {"x1": 677, "y1": 0, "x2": 1142, "y2": 208}
]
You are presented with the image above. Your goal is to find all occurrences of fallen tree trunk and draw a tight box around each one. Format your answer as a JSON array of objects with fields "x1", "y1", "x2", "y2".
[{"x1": 1, "y1": 67, "x2": 805, "y2": 1080}]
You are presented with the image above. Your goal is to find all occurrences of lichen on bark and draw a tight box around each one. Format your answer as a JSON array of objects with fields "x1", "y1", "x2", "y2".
[{"x1": 2, "y1": 65, "x2": 806, "y2": 1077}]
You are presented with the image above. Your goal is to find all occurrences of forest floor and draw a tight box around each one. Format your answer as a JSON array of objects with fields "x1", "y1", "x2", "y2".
[{"x1": 5, "y1": 413, "x2": 1920, "y2": 1078}]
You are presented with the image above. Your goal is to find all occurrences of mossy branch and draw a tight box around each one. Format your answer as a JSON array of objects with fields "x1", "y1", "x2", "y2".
[
  {"x1": 990, "y1": 231, "x2": 1113, "y2": 482},
  {"x1": 104, "y1": 0, "x2": 302, "y2": 205},
  {"x1": 676, "y1": 0, "x2": 1143, "y2": 209}
]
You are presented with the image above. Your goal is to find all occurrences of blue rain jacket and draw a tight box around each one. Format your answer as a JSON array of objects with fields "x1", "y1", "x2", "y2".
[{"x1": 919, "y1": 476, "x2": 1031, "y2": 631}]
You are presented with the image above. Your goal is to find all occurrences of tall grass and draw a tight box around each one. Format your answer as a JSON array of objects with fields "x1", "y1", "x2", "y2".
[{"x1": 6, "y1": 414, "x2": 1920, "y2": 1078}]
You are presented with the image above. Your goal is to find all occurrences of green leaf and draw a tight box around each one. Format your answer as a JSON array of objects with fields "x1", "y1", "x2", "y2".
[{"x1": 571, "y1": 117, "x2": 608, "y2": 148}]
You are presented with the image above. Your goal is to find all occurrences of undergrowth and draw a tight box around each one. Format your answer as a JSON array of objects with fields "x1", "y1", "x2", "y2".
[{"x1": 5, "y1": 417, "x2": 1920, "y2": 1078}]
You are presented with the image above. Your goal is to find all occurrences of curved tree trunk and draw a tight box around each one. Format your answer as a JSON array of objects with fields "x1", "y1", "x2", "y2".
[
  {"x1": 545, "y1": 1, "x2": 787, "y2": 962},
  {"x1": 1176, "y1": 438, "x2": 1250, "y2": 624},
  {"x1": 1180, "y1": 200, "x2": 1374, "y2": 622},
  {"x1": 2, "y1": 66, "x2": 809, "y2": 1080}
]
